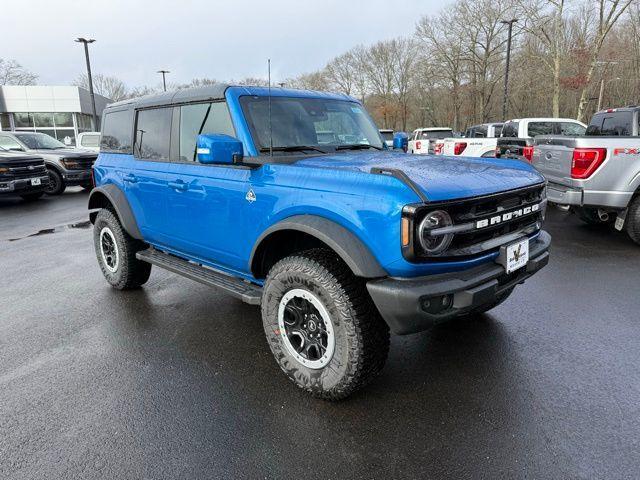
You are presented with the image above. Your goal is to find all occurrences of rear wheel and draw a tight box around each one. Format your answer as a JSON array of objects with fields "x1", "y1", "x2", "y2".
[
  {"x1": 93, "y1": 209, "x2": 151, "y2": 289},
  {"x1": 626, "y1": 196, "x2": 640, "y2": 245},
  {"x1": 261, "y1": 249, "x2": 390, "y2": 400},
  {"x1": 44, "y1": 168, "x2": 65, "y2": 195},
  {"x1": 20, "y1": 192, "x2": 44, "y2": 201}
]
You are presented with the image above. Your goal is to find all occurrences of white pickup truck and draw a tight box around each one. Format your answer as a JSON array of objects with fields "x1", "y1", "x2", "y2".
[
  {"x1": 407, "y1": 127, "x2": 453, "y2": 154},
  {"x1": 437, "y1": 122, "x2": 504, "y2": 157},
  {"x1": 533, "y1": 107, "x2": 640, "y2": 245},
  {"x1": 495, "y1": 117, "x2": 586, "y2": 161}
]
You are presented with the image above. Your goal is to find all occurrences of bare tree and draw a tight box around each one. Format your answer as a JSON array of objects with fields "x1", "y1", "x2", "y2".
[
  {"x1": 0, "y1": 59, "x2": 38, "y2": 85},
  {"x1": 325, "y1": 51, "x2": 358, "y2": 95},
  {"x1": 575, "y1": 0, "x2": 635, "y2": 121},
  {"x1": 73, "y1": 73, "x2": 128, "y2": 101}
]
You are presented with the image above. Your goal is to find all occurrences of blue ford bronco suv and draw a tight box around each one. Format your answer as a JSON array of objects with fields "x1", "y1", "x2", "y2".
[{"x1": 89, "y1": 85, "x2": 550, "y2": 400}]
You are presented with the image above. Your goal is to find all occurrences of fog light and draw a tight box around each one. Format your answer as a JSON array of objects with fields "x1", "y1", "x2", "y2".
[{"x1": 420, "y1": 294, "x2": 454, "y2": 315}]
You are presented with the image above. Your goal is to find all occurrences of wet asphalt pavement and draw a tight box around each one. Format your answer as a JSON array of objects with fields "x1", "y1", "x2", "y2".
[{"x1": 1, "y1": 188, "x2": 639, "y2": 479}]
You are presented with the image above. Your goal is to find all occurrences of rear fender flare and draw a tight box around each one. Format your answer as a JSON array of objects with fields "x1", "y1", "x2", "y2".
[{"x1": 88, "y1": 184, "x2": 143, "y2": 240}]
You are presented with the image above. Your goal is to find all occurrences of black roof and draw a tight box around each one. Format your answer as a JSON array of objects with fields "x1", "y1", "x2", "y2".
[{"x1": 106, "y1": 83, "x2": 231, "y2": 111}]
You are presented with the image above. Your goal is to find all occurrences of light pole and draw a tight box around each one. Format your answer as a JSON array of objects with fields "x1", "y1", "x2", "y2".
[
  {"x1": 75, "y1": 37, "x2": 98, "y2": 131},
  {"x1": 500, "y1": 19, "x2": 518, "y2": 120},
  {"x1": 157, "y1": 70, "x2": 170, "y2": 92}
]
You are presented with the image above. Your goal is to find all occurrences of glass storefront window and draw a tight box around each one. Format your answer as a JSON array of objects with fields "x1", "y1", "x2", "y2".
[
  {"x1": 0, "y1": 113, "x2": 10, "y2": 131},
  {"x1": 14, "y1": 112, "x2": 34, "y2": 128},
  {"x1": 33, "y1": 112, "x2": 55, "y2": 128},
  {"x1": 77, "y1": 113, "x2": 93, "y2": 130},
  {"x1": 54, "y1": 112, "x2": 73, "y2": 128},
  {"x1": 55, "y1": 128, "x2": 76, "y2": 146}
]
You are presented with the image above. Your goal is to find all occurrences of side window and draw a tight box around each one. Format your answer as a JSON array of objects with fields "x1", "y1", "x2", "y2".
[
  {"x1": 134, "y1": 107, "x2": 172, "y2": 160},
  {"x1": 0, "y1": 135, "x2": 24, "y2": 150},
  {"x1": 558, "y1": 122, "x2": 586, "y2": 136},
  {"x1": 493, "y1": 125, "x2": 503, "y2": 137},
  {"x1": 527, "y1": 122, "x2": 554, "y2": 137},
  {"x1": 101, "y1": 110, "x2": 133, "y2": 153},
  {"x1": 601, "y1": 113, "x2": 633, "y2": 136},
  {"x1": 501, "y1": 122, "x2": 519, "y2": 137},
  {"x1": 179, "y1": 102, "x2": 235, "y2": 161},
  {"x1": 475, "y1": 125, "x2": 488, "y2": 137}
]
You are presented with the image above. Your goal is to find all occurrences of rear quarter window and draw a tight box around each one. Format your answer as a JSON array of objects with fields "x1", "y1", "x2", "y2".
[
  {"x1": 501, "y1": 122, "x2": 519, "y2": 137},
  {"x1": 101, "y1": 110, "x2": 134, "y2": 154}
]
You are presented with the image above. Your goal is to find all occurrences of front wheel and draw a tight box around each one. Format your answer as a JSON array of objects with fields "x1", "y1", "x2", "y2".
[
  {"x1": 261, "y1": 249, "x2": 390, "y2": 400},
  {"x1": 44, "y1": 168, "x2": 65, "y2": 195},
  {"x1": 93, "y1": 209, "x2": 151, "y2": 289}
]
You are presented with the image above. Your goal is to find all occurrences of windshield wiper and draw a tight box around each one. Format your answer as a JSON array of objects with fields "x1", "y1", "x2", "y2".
[
  {"x1": 335, "y1": 144, "x2": 382, "y2": 151},
  {"x1": 259, "y1": 145, "x2": 327, "y2": 154}
]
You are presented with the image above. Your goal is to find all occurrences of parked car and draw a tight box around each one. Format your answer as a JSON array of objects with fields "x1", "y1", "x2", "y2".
[
  {"x1": 408, "y1": 127, "x2": 454, "y2": 154},
  {"x1": 0, "y1": 132, "x2": 97, "y2": 195},
  {"x1": 379, "y1": 129, "x2": 394, "y2": 148},
  {"x1": 495, "y1": 118, "x2": 586, "y2": 162},
  {"x1": 0, "y1": 147, "x2": 50, "y2": 201},
  {"x1": 533, "y1": 106, "x2": 640, "y2": 244},
  {"x1": 438, "y1": 122, "x2": 504, "y2": 158},
  {"x1": 77, "y1": 132, "x2": 101, "y2": 152},
  {"x1": 88, "y1": 84, "x2": 550, "y2": 400}
]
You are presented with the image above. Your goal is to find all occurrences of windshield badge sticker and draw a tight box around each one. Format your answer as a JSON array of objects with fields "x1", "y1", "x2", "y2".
[{"x1": 246, "y1": 189, "x2": 257, "y2": 203}]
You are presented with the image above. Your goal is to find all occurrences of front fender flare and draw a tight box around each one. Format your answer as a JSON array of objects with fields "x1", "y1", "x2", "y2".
[
  {"x1": 250, "y1": 215, "x2": 387, "y2": 278},
  {"x1": 88, "y1": 184, "x2": 143, "y2": 240}
]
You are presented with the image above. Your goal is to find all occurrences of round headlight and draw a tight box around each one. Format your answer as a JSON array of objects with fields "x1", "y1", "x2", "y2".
[{"x1": 418, "y1": 210, "x2": 454, "y2": 255}]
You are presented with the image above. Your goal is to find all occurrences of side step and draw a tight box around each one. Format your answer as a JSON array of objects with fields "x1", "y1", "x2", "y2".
[{"x1": 136, "y1": 248, "x2": 262, "y2": 305}]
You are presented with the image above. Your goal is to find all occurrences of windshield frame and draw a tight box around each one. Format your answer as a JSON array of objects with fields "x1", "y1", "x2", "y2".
[
  {"x1": 239, "y1": 95, "x2": 385, "y2": 158},
  {"x1": 13, "y1": 132, "x2": 67, "y2": 150}
]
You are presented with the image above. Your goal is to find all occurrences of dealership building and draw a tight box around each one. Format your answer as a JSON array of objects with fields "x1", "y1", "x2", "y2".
[{"x1": 0, "y1": 86, "x2": 111, "y2": 146}]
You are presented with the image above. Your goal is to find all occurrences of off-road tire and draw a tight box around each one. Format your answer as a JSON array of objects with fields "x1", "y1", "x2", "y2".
[
  {"x1": 626, "y1": 195, "x2": 640, "y2": 245},
  {"x1": 261, "y1": 248, "x2": 390, "y2": 401},
  {"x1": 93, "y1": 209, "x2": 151, "y2": 289},
  {"x1": 44, "y1": 168, "x2": 65, "y2": 196},
  {"x1": 20, "y1": 192, "x2": 44, "y2": 201}
]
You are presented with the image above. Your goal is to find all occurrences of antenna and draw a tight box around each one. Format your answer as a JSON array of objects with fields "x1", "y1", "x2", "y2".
[{"x1": 268, "y1": 59, "x2": 273, "y2": 157}]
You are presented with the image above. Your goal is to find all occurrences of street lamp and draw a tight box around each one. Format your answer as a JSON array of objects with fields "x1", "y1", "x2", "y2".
[
  {"x1": 500, "y1": 19, "x2": 518, "y2": 120},
  {"x1": 75, "y1": 37, "x2": 98, "y2": 131},
  {"x1": 157, "y1": 70, "x2": 170, "y2": 92}
]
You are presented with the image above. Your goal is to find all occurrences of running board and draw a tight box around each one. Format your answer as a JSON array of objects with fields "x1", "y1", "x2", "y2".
[{"x1": 136, "y1": 248, "x2": 262, "y2": 305}]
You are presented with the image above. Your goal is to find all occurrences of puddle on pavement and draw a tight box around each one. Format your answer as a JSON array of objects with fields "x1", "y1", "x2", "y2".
[{"x1": 7, "y1": 220, "x2": 92, "y2": 242}]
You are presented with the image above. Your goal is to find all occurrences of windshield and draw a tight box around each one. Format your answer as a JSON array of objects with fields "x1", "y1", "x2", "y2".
[
  {"x1": 240, "y1": 96, "x2": 383, "y2": 155},
  {"x1": 14, "y1": 132, "x2": 66, "y2": 150}
]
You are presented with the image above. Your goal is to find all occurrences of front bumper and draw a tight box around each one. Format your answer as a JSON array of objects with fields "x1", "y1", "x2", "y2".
[
  {"x1": 63, "y1": 169, "x2": 92, "y2": 186},
  {"x1": 0, "y1": 176, "x2": 50, "y2": 195},
  {"x1": 367, "y1": 231, "x2": 551, "y2": 335}
]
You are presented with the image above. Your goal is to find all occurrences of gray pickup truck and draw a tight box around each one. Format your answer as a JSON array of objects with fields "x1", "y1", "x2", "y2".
[{"x1": 533, "y1": 107, "x2": 640, "y2": 244}]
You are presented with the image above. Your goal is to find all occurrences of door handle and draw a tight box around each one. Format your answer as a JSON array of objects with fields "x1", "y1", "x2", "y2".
[
  {"x1": 168, "y1": 180, "x2": 188, "y2": 192},
  {"x1": 123, "y1": 174, "x2": 137, "y2": 183}
]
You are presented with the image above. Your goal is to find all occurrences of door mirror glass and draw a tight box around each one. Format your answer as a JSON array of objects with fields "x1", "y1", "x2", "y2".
[{"x1": 196, "y1": 134, "x2": 243, "y2": 164}]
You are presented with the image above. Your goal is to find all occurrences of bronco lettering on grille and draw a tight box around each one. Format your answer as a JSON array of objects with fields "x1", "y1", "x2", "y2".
[{"x1": 475, "y1": 203, "x2": 540, "y2": 229}]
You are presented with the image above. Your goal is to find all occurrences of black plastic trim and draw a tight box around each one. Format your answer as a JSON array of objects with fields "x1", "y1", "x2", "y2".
[
  {"x1": 370, "y1": 167, "x2": 428, "y2": 202},
  {"x1": 87, "y1": 184, "x2": 143, "y2": 239},
  {"x1": 249, "y1": 214, "x2": 387, "y2": 278}
]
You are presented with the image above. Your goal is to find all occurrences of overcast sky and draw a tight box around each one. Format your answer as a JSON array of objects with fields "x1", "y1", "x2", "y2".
[{"x1": 4, "y1": 0, "x2": 441, "y2": 89}]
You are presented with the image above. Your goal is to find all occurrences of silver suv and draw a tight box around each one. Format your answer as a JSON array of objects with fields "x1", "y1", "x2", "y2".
[{"x1": 0, "y1": 132, "x2": 97, "y2": 195}]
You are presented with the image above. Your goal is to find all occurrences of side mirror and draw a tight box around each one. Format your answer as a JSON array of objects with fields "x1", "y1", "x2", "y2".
[{"x1": 196, "y1": 134, "x2": 243, "y2": 165}]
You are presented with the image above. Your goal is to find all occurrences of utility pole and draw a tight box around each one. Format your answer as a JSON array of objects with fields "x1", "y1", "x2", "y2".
[
  {"x1": 157, "y1": 70, "x2": 170, "y2": 92},
  {"x1": 500, "y1": 19, "x2": 518, "y2": 120},
  {"x1": 75, "y1": 38, "x2": 98, "y2": 131}
]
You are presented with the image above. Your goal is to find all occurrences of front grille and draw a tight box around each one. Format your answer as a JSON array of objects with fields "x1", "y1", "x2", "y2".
[
  {"x1": 63, "y1": 156, "x2": 96, "y2": 170},
  {"x1": 405, "y1": 183, "x2": 546, "y2": 262},
  {"x1": 0, "y1": 159, "x2": 47, "y2": 179}
]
